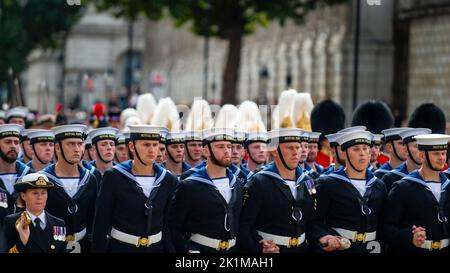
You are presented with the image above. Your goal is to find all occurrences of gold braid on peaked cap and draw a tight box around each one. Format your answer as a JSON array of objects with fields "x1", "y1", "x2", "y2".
[
  {"x1": 136, "y1": 93, "x2": 157, "y2": 125},
  {"x1": 185, "y1": 99, "x2": 214, "y2": 131},
  {"x1": 236, "y1": 100, "x2": 266, "y2": 133},
  {"x1": 292, "y1": 92, "x2": 314, "y2": 131},
  {"x1": 215, "y1": 104, "x2": 239, "y2": 129},
  {"x1": 272, "y1": 89, "x2": 297, "y2": 129},
  {"x1": 150, "y1": 97, "x2": 181, "y2": 132}
]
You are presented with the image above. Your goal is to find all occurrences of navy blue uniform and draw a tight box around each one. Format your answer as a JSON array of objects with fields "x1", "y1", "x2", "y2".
[
  {"x1": 92, "y1": 160, "x2": 178, "y2": 253},
  {"x1": 0, "y1": 161, "x2": 31, "y2": 215}
]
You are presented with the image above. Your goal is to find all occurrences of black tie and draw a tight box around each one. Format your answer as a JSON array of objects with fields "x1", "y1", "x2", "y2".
[{"x1": 34, "y1": 218, "x2": 42, "y2": 231}]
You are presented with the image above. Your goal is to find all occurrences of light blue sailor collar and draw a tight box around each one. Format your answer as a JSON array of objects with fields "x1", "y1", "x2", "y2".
[
  {"x1": 187, "y1": 160, "x2": 207, "y2": 173},
  {"x1": 186, "y1": 166, "x2": 237, "y2": 189},
  {"x1": 240, "y1": 165, "x2": 253, "y2": 179},
  {"x1": 403, "y1": 170, "x2": 450, "y2": 191},
  {"x1": 40, "y1": 163, "x2": 89, "y2": 189},
  {"x1": 228, "y1": 163, "x2": 243, "y2": 177},
  {"x1": 328, "y1": 166, "x2": 378, "y2": 188},
  {"x1": 303, "y1": 162, "x2": 313, "y2": 173},
  {"x1": 375, "y1": 162, "x2": 393, "y2": 174},
  {"x1": 16, "y1": 160, "x2": 31, "y2": 179},
  {"x1": 390, "y1": 162, "x2": 410, "y2": 178},
  {"x1": 258, "y1": 162, "x2": 307, "y2": 186},
  {"x1": 113, "y1": 159, "x2": 167, "y2": 186},
  {"x1": 82, "y1": 159, "x2": 97, "y2": 174}
]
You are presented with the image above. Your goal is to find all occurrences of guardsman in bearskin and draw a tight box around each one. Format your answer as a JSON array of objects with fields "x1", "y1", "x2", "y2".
[
  {"x1": 381, "y1": 128, "x2": 431, "y2": 191},
  {"x1": 4, "y1": 173, "x2": 67, "y2": 253},
  {"x1": 311, "y1": 100, "x2": 346, "y2": 168},
  {"x1": 169, "y1": 128, "x2": 243, "y2": 253},
  {"x1": 41, "y1": 124, "x2": 98, "y2": 253},
  {"x1": 0, "y1": 124, "x2": 31, "y2": 215},
  {"x1": 239, "y1": 128, "x2": 323, "y2": 253},
  {"x1": 381, "y1": 134, "x2": 450, "y2": 253},
  {"x1": 374, "y1": 128, "x2": 409, "y2": 179},
  {"x1": 314, "y1": 130, "x2": 388, "y2": 253},
  {"x1": 114, "y1": 132, "x2": 129, "y2": 163},
  {"x1": 87, "y1": 128, "x2": 118, "y2": 177},
  {"x1": 408, "y1": 103, "x2": 447, "y2": 134},
  {"x1": 26, "y1": 130, "x2": 55, "y2": 172},
  {"x1": 92, "y1": 125, "x2": 178, "y2": 253}
]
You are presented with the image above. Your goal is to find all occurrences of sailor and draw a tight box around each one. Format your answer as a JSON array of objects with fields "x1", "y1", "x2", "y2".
[
  {"x1": 27, "y1": 129, "x2": 55, "y2": 172},
  {"x1": 88, "y1": 127, "x2": 119, "y2": 177},
  {"x1": 18, "y1": 129, "x2": 36, "y2": 164},
  {"x1": 238, "y1": 128, "x2": 324, "y2": 253},
  {"x1": 375, "y1": 128, "x2": 409, "y2": 179},
  {"x1": 169, "y1": 128, "x2": 242, "y2": 253},
  {"x1": 381, "y1": 128, "x2": 431, "y2": 191},
  {"x1": 92, "y1": 125, "x2": 178, "y2": 253},
  {"x1": 114, "y1": 132, "x2": 129, "y2": 163},
  {"x1": 368, "y1": 134, "x2": 383, "y2": 172},
  {"x1": 0, "y1": 124, "x2": 31, "y2": 215},
  {"x1": 4, "y1": 173, "x2": 67, "y2": 253},
  {"x1": 183, "y1": 131, "x2": 204, "y2": 169},
  {"x1": 163, "y1": 132, "x2": 191, "y2": 180},
  {"x1": 229, "y1": 130, "x2": 252, "y2": 184},
  {"x1": 41, "y1": 124, "x2": 98, "y2": 253},
  {"x1": 381, "y1": 134, "x2": 450, "y2": 252},
  {"x1": 305, "y1": 132, "x2": 325, "y2": 179},
  {"x1": 314, "y1": 130, "x2": 388, "y2": 253},
  {"x1": 155, "y1": 128, "x2": 168, "y2": 165},
  {"x1": 5, "y1": 107, "x2": 28, "y2": 127},
  {"x1": 243, "y1": 131, "x2": 268, "y2": 173},
  {"x1": 80, "y1": 134, "x2": 102, "y2": 190}
]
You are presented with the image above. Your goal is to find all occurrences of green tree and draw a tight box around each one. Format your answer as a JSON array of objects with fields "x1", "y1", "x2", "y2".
[{"x1": 0, "y1": 0, "x2": 84, "y2": 104}]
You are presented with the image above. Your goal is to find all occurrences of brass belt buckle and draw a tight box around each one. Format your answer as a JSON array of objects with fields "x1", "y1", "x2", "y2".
[
  {"x1": 217, "y1": 240, "x2": 229, "y2": 251},
  {"x1": 137, "y1": 236, "x2": 150, "y2": 247},
  {"x1": 288, "y1": 237, "x2": 299, "y2": 248},
  {"x1": 66, "y1": 234, "x2": 75, "y2": 242},
  {"x1": 354, "y1": 232, "x2": 366, "y2": 243},
  {"x1": 431, "y1": 241, "x2": 441, "y2": 250}
]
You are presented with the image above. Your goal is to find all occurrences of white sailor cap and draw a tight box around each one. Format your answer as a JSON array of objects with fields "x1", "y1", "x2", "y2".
[
  {"x1": 202, "y1": 128, "x2": 234, "y2": 146},
  {"x1": 244, "y1": 131, "x2": 268, "y2": 148},
  {"x1": 382, "y1": 127, "x2": 410, "y2": 142},
  {"x1": 399, "y1": 128, "x2": 432, "y2": 144},
  {"x1": 128, "y1": 125, "x2": 163, "y2": 141},
  {"x1": 166, "y1": 132, "x2": 185, "y2": 145},
  {"x1": 51, "y1": 124, "x2": 88, "y2": 141},
  {"x1": 20, "y1": 129, "x2": 39, "y2": 142},
  {"x1": 88, "y1": 127, "x2": 119, "y2": 143},
  {"x1": 0, "y1": 111, "x2": 5, "y2": 120},
  {"x1": 184, "y1": 130, "x2": 202, "y2": 142},
  {"x1": 122, "y1": 128, "x2": 131, "y2": 143},
  {"x1": 158, "y1": 127, "x2": 169, "y2": 143},
  {"x1": 371, "y1": 134, "x2": 384, "y2": 146},
  {"x1": 336, "y1": 131, "x2": 372, "y2": 150},
  {"x1": 28, "y1": 129, "x2": 55, "y2": 144},
  {"x1": 300, "y1": 131, "x2": 309, "y2": 143},
  {"x1": 6, "y1": 107, "x2": 28, "y2": 120},
  {"x1": 308, "y1": 132, "x2": 322, "y2": 144},
  {"x1": 0, "y1": 124, "x2": 23, "y2": 139},
  {"x1": 233, "y1": 131, "x2": 247, "y2": 144},
  {"x1": 414, "y1": 134, "x2": 450, "y2": 151},
  {"x1": 115, "y1": 133, "x2": 126, "y2": 145},
  {"x1": 84, "y1": 135, "x2": 92, "y2": 147},
  {"x1": 268, "y1": 128, "x2": 302, "y2": 144},
  {"x1": 325, "y1": 133, "x2": 343, "y2": 148},
  {"x1": 338, "y1": 126, "x2": 367, "y2": 134}
]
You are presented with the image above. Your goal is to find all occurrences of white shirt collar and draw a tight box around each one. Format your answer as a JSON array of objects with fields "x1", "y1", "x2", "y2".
[{"x1": 27, "y1": 210, "x2": 46, "y2": 229}]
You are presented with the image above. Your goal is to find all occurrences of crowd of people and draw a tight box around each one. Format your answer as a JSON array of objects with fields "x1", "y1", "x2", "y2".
[{"x1": 0, "y1": 89, "x2": 448, "y2": 253}]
